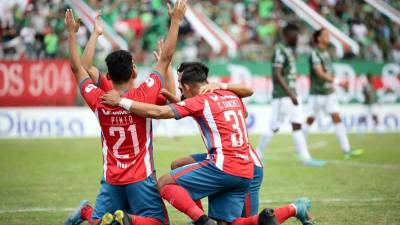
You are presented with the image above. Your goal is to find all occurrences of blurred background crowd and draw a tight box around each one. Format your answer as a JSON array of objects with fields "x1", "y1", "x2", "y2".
[{"x1": 1, "y1": 0, "x2": 400, "y2": 63}]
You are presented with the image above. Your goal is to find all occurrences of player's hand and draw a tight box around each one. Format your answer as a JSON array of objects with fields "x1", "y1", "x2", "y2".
[
  {"x1": 289, "y1": 93, "x2": 299, "y2": 105},
  {"x1": 101, "y1": 90, "x2": 121, "y2": 106},
  {"x1": 339, "y1": 80, "x2": 349, "y2": 89},
  {"x1": 153, "y1": 39, "x2": 164, "y2": 62},
  {"x1": 199, "y1": 83, "x2": 221, "y2": 94},
  {"x1": 168, "y1": 0, "x2": 187, "y2": 22},
  {"x1": 93, "y1": 11, "x2": 103, "y2": 36},
  {"x1": 64, "y1": 9, "x2": 81, "y2": 34}
]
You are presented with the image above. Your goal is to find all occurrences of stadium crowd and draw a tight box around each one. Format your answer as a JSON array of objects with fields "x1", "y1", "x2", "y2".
[{"x1": 1, "y1": 0, "x2": 399, "y2": 63}]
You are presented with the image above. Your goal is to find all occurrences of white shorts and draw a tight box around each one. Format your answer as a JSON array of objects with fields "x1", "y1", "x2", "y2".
[
  {"x1": 270, "y1": 97, "x2": 304, "y2": 131},
  {"x1": 308, "y1": 94, "x2": 340, "y2": 117}
]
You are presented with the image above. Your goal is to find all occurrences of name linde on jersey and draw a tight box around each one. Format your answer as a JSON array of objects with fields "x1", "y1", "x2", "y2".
[
  {"x1": 234, "y1": 152, "x2": 250, "y2": 161},
  {"x1": 209, "y1": 95, "x2": 241, "y2": 110},
  {"x1": 101, "y1": 109, "x2": 134, "y2": 125},
  {"x1": 117, "y1": 159, "x2": 136, "y2": 169}
]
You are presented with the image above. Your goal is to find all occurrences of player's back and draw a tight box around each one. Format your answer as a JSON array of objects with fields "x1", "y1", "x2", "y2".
[
  {"x1": 79, "y1": 71, "x2": 164, "y2": 185},
  {"x1": 196, "y1": 90, "x2": 254, "y2": 179},
  {"x1": 96, "y1": 103, "x2": 153, "y2": 185}
]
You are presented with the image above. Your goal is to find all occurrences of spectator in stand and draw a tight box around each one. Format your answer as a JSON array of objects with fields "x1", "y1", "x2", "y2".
[
  {"x1": 44, "y1": 27, "x2": 59, "y2": 58},
  {"x1": 20, "y1": 22, "x2": 36, "y2": 59},
  {"x1": 0, "y1": 0, "x2": 399, "y2": 62}
]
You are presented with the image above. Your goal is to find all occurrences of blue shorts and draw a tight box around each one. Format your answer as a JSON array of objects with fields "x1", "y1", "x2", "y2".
[
  {"x1": 91, "y1": 176, "x2": 169, "y2": 224},
  {"x1": 171, "y1": 160, "x2": 251, "y2": 222},
  {"x1": 191, "y1": 153, "x2": 263, "y2": 217}
]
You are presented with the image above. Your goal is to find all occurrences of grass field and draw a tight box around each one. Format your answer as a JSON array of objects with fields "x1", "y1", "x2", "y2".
[{"x1": 0, "y1": 133, "x2": 399, "y2": 225}]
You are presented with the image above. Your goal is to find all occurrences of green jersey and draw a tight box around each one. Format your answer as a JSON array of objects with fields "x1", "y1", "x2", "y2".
[
  {"x1": 309, "y1": 48, "x2": 334, "y2": 95},
  {"x1": 363, "y1": 82, "x2": 376, "y2": 105},
  {"x1": 272, "y1": 43, "x2": 297, "y2": 98}
]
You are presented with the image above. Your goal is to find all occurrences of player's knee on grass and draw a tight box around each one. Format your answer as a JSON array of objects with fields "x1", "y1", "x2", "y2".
[
  {"x1": 331, "y1": 113, "x2": 342, "y2": 123},
  {"x1": 306, "y1": 117, "x2": 315, "y2": 125},
  {"x1": 170, "y1": 156, "x2": 196, "y2": 170},
  {"x1": 157, "y1": 174, "x2": 176, "y2": 191},
  {"x1": 291, "y1": 123, "x2": 302, "y2": 131}
]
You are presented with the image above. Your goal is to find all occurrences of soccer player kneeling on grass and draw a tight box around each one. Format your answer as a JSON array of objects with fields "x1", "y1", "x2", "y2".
[
  {"x1": 63, "y1": 1, "x2": 186, "y2": 224},
  {"x1": 101, "y1": 62, "x2": 314, "y2": 225}
]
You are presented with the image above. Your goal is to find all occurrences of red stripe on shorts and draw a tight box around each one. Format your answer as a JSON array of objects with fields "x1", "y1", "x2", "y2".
[
  {"x1": 173, "y1": 161, "x2": 209, "y2": 180},
  {"x1": 244, "y1": 192, "x2": 251, "y2": 217}
]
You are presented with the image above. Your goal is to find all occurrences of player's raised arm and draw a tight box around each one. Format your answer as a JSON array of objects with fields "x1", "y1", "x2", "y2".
[
  {"x1": 82, "y1": 12, "x2": 103, "y2": 84},
  {"x1": 154, "y1": 39, "x2": 176, "y2": 96},
  {"x1": 161, "y1": 88, "x2": 181, "y2": 103},
  {"x1": 153, "y1": 0, "x2": 187, "y2": 78},
  {"x1": 199, "y1": 83, "x2": 254, "y2": 98},
  {"x1": 65, "y1": 9, "x2": 89, "y2": 84},
  {"x1": 101, "y1": 90, "x2": 175, "y2": 119}
]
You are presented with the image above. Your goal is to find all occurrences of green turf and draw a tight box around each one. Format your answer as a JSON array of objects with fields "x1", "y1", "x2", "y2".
[{"x1": 0, "y1": 134, "x2": 399, "y2": 225}]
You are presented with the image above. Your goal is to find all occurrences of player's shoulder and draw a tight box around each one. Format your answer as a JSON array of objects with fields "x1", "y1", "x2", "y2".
[{"x1": 204, "y1": 89, "x2": 239, "y2": 100}]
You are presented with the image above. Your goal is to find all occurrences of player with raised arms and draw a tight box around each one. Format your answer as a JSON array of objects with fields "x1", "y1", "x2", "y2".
[
  {"x1": 63, "y1": 0, "x2": 187, "y2": 224},
  {"x1": 303, "y1": 28, "x2": 363, "y2": 159},
  {"x1": 101, "y1": 62, "x2": 314, "y2": 225},
  {"x1": 256, "y1": 24, "x2": 326, "y2": 167},
  {"x1": 64, "y1": 13, "x2": 175, "y2": 225}
]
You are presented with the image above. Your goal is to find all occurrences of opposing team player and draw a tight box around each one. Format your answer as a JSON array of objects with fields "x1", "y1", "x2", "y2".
[
  {"x1": 303, "y1": 29, "x2": 363, "y2": 159},
  {"x1": 101, "y1": 63, "x2": 314, "y2": 225},
  {"x1": 64, "y1": 1, "x2": 186, "y2": 224},
  {"x1": 256, "y1": 24, "x2": 326, "y2": 167}
]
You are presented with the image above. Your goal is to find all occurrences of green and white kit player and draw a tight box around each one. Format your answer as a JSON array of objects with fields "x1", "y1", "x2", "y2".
[
  {"x1": 303, "y1": 28, "x2": 363, "y2": 159},
  {"x1": 256, "y1": 24, "x2": 326, "y2": 167}
]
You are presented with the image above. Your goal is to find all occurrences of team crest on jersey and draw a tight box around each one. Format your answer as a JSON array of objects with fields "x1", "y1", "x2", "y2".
[
  {"x1": 145, "y1": 77, "x2": 155, "y2": 88},
  {"x1": 177, "y1": 101, "x2": 185, "y2": 106},
  {"x1": 210, "y1": 95, "x2": 219, "y2": 101}
]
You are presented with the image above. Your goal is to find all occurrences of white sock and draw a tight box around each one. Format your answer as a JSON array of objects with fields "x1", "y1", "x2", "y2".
[
  {"x1": 292, "y1": 130, "x2": 312, "y2": 162},
  {"x1": 335, "y1": 122, "x2": 350, "y2": 153},
  {"x1": 256, "y1": 130, "x2": 273, "y2": 159},
  {"x1": 302, "y1": 123, "x2": 310, "y2": 138}
]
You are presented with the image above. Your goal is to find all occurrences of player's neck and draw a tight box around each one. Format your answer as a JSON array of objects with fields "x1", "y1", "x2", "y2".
[
  {"x1": 318, "y1": 43, "x2": 328, "y2": 51},
  {"x1": 113, "y1": 82, "x2": 132, "y2": 95}
]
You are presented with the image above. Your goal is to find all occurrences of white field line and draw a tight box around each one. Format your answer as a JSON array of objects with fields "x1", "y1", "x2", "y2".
[{"x1": 0, "y1": 197, "x2": 393, "y2": 214}]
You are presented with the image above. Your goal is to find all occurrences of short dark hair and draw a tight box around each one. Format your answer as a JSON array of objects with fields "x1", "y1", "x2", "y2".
[
  {"x1": 312, "y1": 28, "x2": 325, "y2": 44},
  {"x1": 178, "y1": 62, "x2": 209, "y2": 75},
  {"x1": 283, "y1": 23, "x2": 300, "y2": 35},
  {"x1": 105, "y1": 50, "x2": 133, "y2": 84},
  {"x1": 179, "y1": 62, "x2": 209, "y2": 85}
]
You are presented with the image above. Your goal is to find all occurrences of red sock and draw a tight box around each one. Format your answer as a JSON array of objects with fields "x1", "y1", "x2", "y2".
[
  {"x1": 195, "y1": 200, "x2": 204, "y2": 211},
  {"x1": 274, "y1": 204, "x2": 296, "y2": 224},
  {"x1": 130, "y1": 215, "x2": 163, "y2": 225},
  {"x1": 160, "y1": 184, "x2": 204, "y2": 221},
  {"x1": 231, "y1": 214, "x2": 258, "y2": 225},
  {"x1": 89, "y1": 219, "x2": 99, "y2": 225},
  {"x1": 80, "y1": 205, "x2": 93, "y2": 223}
]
